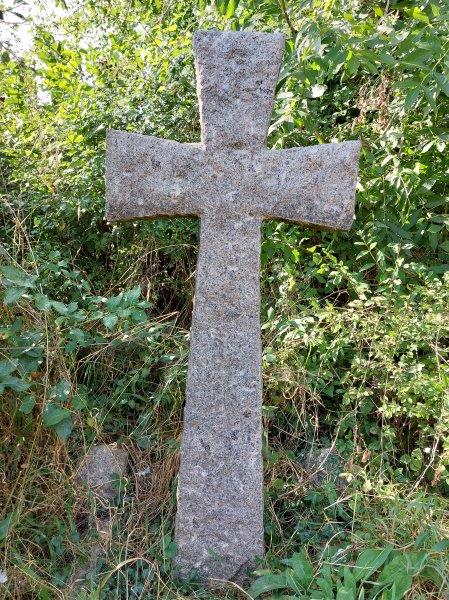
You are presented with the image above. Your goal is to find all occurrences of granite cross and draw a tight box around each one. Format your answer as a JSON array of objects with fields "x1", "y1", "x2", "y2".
[{"x1": 106, "y1": 30, "x2": 360, "y2": 582}]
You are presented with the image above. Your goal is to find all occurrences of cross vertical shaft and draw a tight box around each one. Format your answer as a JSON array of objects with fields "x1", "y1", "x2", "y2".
[{"x1": 175, "y1": 214, "x2": 264, "y2": 580}]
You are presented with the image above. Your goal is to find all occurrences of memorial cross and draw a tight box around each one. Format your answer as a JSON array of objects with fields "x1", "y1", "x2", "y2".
[{"x1": 106, "y1": 30, "x2": 360, "y2": 582}]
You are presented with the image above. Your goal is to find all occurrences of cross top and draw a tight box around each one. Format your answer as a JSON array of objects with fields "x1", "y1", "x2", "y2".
[
  {"x1": 107, "y1": 30, "x2": 360, "y2": 230},
  {"x1": 106, "y1": 30, "x2": 360, "y2": 583},
  {"x1": 194, "y1": 30, "x2": 284, "y2": 149}
]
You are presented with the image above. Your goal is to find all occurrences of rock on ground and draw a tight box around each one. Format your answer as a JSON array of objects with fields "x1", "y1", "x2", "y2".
[
  {"x1": 68, "y1": 543, "x2": 105, "y2": 596},
  {"x1": 76, "y1": 443, "x2": 129, "y2": 502},
  {"x1": 70, "y1": 444, "x2": 128, "y2": 595}
]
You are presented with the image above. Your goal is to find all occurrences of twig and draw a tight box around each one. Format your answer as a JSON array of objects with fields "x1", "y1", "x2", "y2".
[{"x1": 279, "y1": 0, "x2": 297, "y2": 36}]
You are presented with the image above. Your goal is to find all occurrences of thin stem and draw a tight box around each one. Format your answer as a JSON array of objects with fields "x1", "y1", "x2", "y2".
[{"x1": 279, "y1": 0, "x2": 297, "y2": 36}]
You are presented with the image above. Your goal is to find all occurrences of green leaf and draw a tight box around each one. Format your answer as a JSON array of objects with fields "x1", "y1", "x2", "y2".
[
  {"x1": 163, "y1": 535, "x2": 176, "y2": 559},
  {"x1": 423, "y1": 85, "x2": 438, "y2": 109},
  {"x1": 434, "y1": 72, "x2": 449, "y2": 97},
  {"x1": 3, "y1": 287, "x2": 27, "y2": 305},
  {"x1": 0, "y1": 266, "x2": 36, "y2": 288},
  {"x1": 225, "y1": 0, "x2": 239, "y2": 17},
  {"x1": 378, "y1": 555, "x2": 416, "y2": 598},
  {"x1": 343, "y1": 566, "x2": 356, "y2": 595},
  {"x1": 284, "y1": 552, "x2": 313, "y2": 588},
  {"x1": 336, "y1": 587, "x2": 355, "y2": 600},
  {"x1": 430, "y1": 3, "x2": 440, "y2": 16},
  {"x1": 34, "y1": 293, "x2": 52, "y2": 311},
  {"x1": 103, "y1": 314, "x2": 118, "y2": 329},
  {"x1": 404, "y1": 89, "x2": 420, "y2": 111},
  {"x1": 131, "y1": 309, "x2": 147, "y2": 323},
  {"x1": 54, "y1": 416, "x2": 73, "y2": 441},
  {"x1": 43, "y1": 403, "x2": 71, "y2": 427},
  {"x1": 50, "y1": 380, "x2": 71, "y2": 402},
  {"x1": 51, "y1": 301, "x2": 68, "y2": 315},
  {"x1": 106, "y1": 294, "x2": 122, "y2": 309},
  {"x1": 353, "y1": 546, "x2": 393, "y2": 582},
  {"x1": 125, "y1": 285, "x2": 141, "y2": 303},
  {"x1": 0, "y1": 376, "x2": 30, "y2": 393},
  {"x1": 414, "y1": 530, "x2": 432, "y2": 548},
  {"x1": 71, "y1": 387, "x2": 88, "y2": 410},
  {"x1": 378, "y1": 52, "x2": 396, "y2": 66},
  {"x1": 316, "y1": 574, "x2": 334, "y2": 597},
  {"x1": 214, "y1": 0, "x2": 227, "y2": 15},
  {"x1": 429, "y1": 231, "x2": 439, "y2": 251},
  {"x1": 0, "y1": 359, "x2": 17, "y2": 377},
  {"x1": 420, "y1": 565, "x2": 443, "y2": 587},
  {"x1": 0, "y1": 512, "x2": 14, "y2": 541},
  {"x1": 431, "y1": 539, "x2": 449, "y2": 552},
  {"x1": 410, "y1": 6, "x2": 430, "y2": 23},
  {"x1": 249, "y1": 573, "x2": 288, "y2": 598},
  {"x1": 383, "y1": 575, "x2": 413, "y2": 599},
  {"x1": 66, "y1": 302, "x2": 78, "y2": 314},
  {"x1": 19, "y1": 396, "x2": 36, "y2": 414}
]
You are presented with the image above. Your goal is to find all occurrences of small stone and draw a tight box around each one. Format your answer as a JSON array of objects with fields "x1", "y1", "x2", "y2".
[
  {"x1": 68, "y1": 515, "x2": 113, "y2": 595},
  {"x1": 77, "y1": 444, "x2": 128, "y2": 502},
  {"x1": 0, "y1": 570, "x2": 7, "y2": 584},
  {"x1": 69, "y1": 543, "x2": 105, "y2": 594}
]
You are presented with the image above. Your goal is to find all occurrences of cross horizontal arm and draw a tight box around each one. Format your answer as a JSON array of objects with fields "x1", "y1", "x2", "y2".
[
  {"x1": 106, "y1": 130, "x2": 203, "y2": 222},
  {"x1": 260, "y1": 140, "x2": 361, "y2": 230}
]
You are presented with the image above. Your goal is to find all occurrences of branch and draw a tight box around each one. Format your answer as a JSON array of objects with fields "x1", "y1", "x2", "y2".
[{"x1": 278, "y1": 0, "x2": 297, "y2": 37}]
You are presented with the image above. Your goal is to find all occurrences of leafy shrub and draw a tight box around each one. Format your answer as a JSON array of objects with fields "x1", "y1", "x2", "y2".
[{"x1": 250, "y1": 544, "x2": 448, "y2": 599}]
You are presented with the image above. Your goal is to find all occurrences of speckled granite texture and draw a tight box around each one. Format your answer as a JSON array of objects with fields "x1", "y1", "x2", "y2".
[
  {"x1": 76, "y1": 443, "x2": 128, "y2": 503},
  {"x1": 106, "y1": 30, "x2": 360, "y2": 582}
]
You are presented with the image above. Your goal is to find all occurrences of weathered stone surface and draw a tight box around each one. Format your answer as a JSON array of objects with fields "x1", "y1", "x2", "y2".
[
  {"x1": 76, "y1": 444, "x2": 128, "y2": 502},
  {"x1": 106, "y1": 132, "x2": 359, "y2": 230},
  {"x1": 176, "y1": 213, "x2": 264, "y2": 582},
  {"x1": 69, "y1": 511, "x2": 113, "y2": 595},
  {"x1": 69, "y1": 543, "x2": 104, "y2": 593},
  {"x1": 105, "y1": 30, "x2": 360, "y2": 582}
]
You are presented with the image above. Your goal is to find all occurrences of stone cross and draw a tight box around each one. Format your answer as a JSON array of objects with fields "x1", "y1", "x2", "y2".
[{"x1": 106, "y1": 30, "x2": 360, "y2": 582}]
